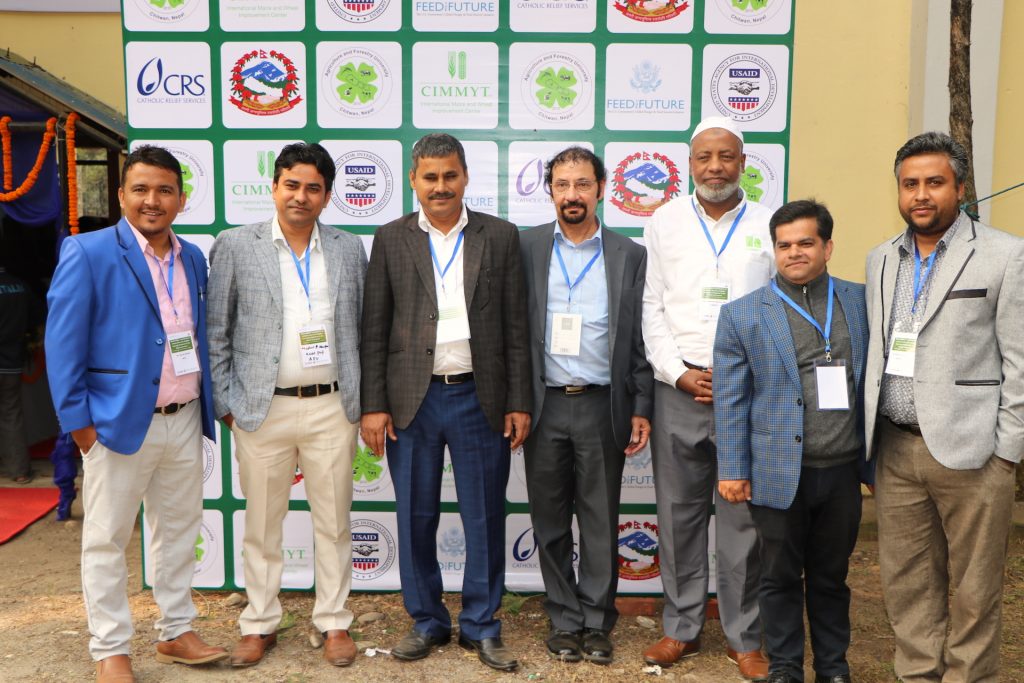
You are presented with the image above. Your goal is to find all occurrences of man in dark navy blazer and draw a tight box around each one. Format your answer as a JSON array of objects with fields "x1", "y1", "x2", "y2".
[{"x1": 46, "y1": 146, "x2": 225, "y2": 682}]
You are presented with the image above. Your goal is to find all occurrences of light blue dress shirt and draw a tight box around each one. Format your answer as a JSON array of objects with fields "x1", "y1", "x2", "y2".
[{"x1": 544, "y1": 223, "x2": 611, "y2": 386}]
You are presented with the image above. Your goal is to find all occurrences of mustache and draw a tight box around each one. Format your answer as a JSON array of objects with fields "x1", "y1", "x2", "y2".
[
  {"x1": 560, "y1": 200, "x2": 587, "y2": 210},
  {"x1": 428, "y1": 191, "x2": 456, "y2": 200}
]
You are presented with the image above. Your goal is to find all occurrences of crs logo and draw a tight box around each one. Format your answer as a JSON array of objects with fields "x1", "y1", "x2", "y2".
[
  {"x1": 511, "y1": 527, "x2": 578, "y2": 564},
  {"x1": 136, "y1": 57, "x2": 206, "y2": 97},
  {"x1": 515, "y1": 158, "x2": 545, "y2": 198}
]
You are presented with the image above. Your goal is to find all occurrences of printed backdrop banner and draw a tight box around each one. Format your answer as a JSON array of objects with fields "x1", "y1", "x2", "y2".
[{"x1": 127, "y1": 0, "x2": 794, "y2": 594}]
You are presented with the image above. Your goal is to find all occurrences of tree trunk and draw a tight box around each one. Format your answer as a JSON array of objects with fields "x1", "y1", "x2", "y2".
[{"x1": 949, "y1": 0, "x2": 977, "y2": 205}]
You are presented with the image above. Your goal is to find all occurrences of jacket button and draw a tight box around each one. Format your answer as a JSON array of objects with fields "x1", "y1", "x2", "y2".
[
  {"x1": 277, "y1": 322, "x2": 282, "y2": 330},
  {"x1": 156, "y1": 338, "x2": 164, "y2": 345},
  {"x1": 426, "y1": 348, "x2": 434, "y2": 356},
  {"x1": 272, "y1": 356, "x2": 279, "y2": 364},
  {"x1": 152, "y1": 378, "x2": 159, "y2": 385},
  {"x1": 795, "y1": 435, "x2": 802, "y2": 443},
  {"x1": 796, "y1": 398, "x2": 802, "y2": 406},
  {"x1": 429, "y1": 312, "x2": 436, "y2": 320}
]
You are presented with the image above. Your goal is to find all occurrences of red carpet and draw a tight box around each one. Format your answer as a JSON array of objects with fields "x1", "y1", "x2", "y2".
[{"x1": 0, "y1": 487, "x2": 60, "y2": 544}]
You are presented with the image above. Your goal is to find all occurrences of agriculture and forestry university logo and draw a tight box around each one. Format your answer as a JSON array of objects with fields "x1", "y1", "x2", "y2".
[
  {"x1": 613, "y1": 0, "x2": 689, "y2": 23},
  {"x1": 352, "y1": 442, "x2": 391, "y2": 496},
  {"x1": 321, "y1": 46, "x2": 394, "y2": 120},
  {"x1": 131, "y1": 0, "x2": 201, "y2": 23},
  {"x1": 331, "y1": 151, "x2": 394, "y2": 218},
  {"x1": 229, "y1": 49, "x2": 302, "y2": 117},
  {"x1": 618, "y1": 519, "x2": 660, "y2": 581},
  {"x1": 192, "y1": 520, "x2": 219, "y2": 577},
  {"x1": 350, "y1": 519, "x2": 396, "y2": 580},
  {"x1": 609, "y1": 151, "x2": 682, "y2": 217},
  {"x1": 326, "y1": 0, "x2": 390, "y2": 24},
  {"x1": 520, "y1": 51, "x2": 592, "y2": 125},
  {"x1": 710, "y1": 53, "x2": 778, "y2": 121},
  {"x1": 709, "y1": 0, "x2": 788, "y2": 29}
]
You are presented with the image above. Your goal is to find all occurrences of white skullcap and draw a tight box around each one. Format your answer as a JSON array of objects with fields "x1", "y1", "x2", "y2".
[{"x1": 690, "y1": 116, "x2": 744, "y2": 145}]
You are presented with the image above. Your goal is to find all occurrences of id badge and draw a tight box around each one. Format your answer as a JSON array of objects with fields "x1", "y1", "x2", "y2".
[
  {"x1": 814, "y1": 358, "x2": 849, "y2": 410},
  {"x1": 551, "y1": 312, "x2": 583, "y2": 356},
  {"x1": 698, "y1": 279, "x2": 730, "y2": 322},
  {"x1": 436, "y1": 291, "x2": 472, "y2": 344},
  {"x1": 167, "y1": 330, "x2": 200, "y2": 376},
  {"x1": 885, "y1": 331, "x2": 918, "y2": 377},
  {"x1": 299, "y1": 323, "x2": 332, "y2": 368}
]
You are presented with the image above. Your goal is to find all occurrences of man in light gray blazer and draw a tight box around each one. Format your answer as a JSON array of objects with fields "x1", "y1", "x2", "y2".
[
  {"x1": 865, "y1": 132, "x2": 1024, "y2": 683},
  {"x1": 207, "y1": 143, "x2": 366, "y2": 670},
  {"x1": 520, "y1": 146, "x2": 653, "y2": 666}
]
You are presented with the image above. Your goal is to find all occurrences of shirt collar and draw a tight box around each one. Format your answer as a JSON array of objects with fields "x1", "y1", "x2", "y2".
[
  {"x1": 692, "y1": 189, "x2": 748, "y2": 224},
  {"x1": 899, "y1": 210, "x2": 965, "y2": 256},
  {"x1": 417, "y1": 205, "x2": 469, "y2": 238},
  {"x1": 272, "y1": 214, "x2": 321, "y2": 253},
  {"x1": 554, "y1": 219, "x2": 603, "y2": 248},
  {"x1": 127, "y1": 221, "x2": 181, "y2": 260}
]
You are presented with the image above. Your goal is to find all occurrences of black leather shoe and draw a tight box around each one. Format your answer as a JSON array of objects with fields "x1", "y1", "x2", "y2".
[
  {"x1": 815, "y1": 675, "x2": 851, "y2": 683},
  {"x1": 545, "y1": 629, "x2": 582, "y2": 662},
  {"x1": 458, "y1": 635, "x2": 519, "y2": 671},
  {"x1": 767, "y1": 673, "x2": 802, "y2": 683},
  {"x1": 581, "y1": 629, "x2": 613, "y2": 665},
  {"x1": 391, "y1": 629, "x2": 451, "y2": 661}
]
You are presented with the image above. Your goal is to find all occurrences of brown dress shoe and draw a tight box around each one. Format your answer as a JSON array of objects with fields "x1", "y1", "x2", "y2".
[
  {"x1": 230, "y1": 633, "x2": 277, "y2": 667},
  {"x1": 727, "y1": 647, "x2": 770, "y2": 681},
  {"x1": 155, "y1": 630, "x2": 228, "y2": 665},
  {"x1": 323, "y1": 629, "x2": 357, "y2": 666},
  {"x1": 95, "y1": 654, "x2": 135, "y2": 683},
  {"x1": 642, "y1": 636, "x2": 701, "y2": 666}
]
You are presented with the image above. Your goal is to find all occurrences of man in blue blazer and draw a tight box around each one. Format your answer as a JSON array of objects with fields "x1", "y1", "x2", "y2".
[
  {"x1": 46, "y1": 146, "x2": 224, "y2": 683},
  {"x1": 714, "y1": 200, "x2": 869, "y2": 683}
]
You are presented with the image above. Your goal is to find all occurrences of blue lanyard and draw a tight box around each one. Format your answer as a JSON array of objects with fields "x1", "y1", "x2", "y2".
[
  {"x1": 150, "y1": 247, "x2": 178, "y2": 321},
  {"x1": 692, "y1": 199, "x2": 747, "y2": 267},
  {"x1": 771, "y1": 276, "x2": 835, "y2": 362},
  {"x1": 289, "y1": 241, "x2": 312, "y2": 312},
  {"x1": 912, "y1": 242, "x2": 937, "y2": 314},
  {"x1": 429, "y1": 230, "x2": 464, "y2": 292},
  {"x1": 553, "y1": 236, "x2": 602, "y2": 306}
]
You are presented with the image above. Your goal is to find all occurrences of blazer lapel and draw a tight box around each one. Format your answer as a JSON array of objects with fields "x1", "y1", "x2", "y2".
[
  {"x1": 462, "y1": 213, "x2": 484, "y2": 307},
  {"x1": 916, "y1": 220, "x2": 975, "y2": 334},
  {"x1": 533, "y1": 225, "x2": 555, "y2": 339},
  {"x1": 253, "y1": 220, "x2": 283, "y2": 312},
  {"x1": 835, "y1": 280, "x2": 864, "y2": 392},
  {"x1": 116, "y1": 220, "x2": 161, "y2": 321},
  {"x1": 179, "y1": 242, "x2": 201, "y2": 318},
  {"x1": 762, "y1": 285, "x2": 801, "y2": 388},
  {"x1": 602, "y1": 228, "x2": 625, "y2": 356},
  {"x1": 879, "y1": 236, "x2": 901, "y2": 348},
  {"x1": 402, "y1": 218, "x2": 438, "y2": 307},
  {"x1": 319, "y1": 222, "x2": 342, "y2": 308}
]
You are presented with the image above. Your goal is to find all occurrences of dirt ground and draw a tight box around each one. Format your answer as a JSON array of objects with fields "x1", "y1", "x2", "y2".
[{"x1": 2, "y1": 463, "x2": 1022, "y2": 683}]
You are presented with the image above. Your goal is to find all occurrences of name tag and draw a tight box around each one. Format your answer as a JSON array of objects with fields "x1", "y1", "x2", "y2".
[
  {"x1": 299, "y1": 323, "x2": 332, "y2": 368},
  {"x1": 168, "y1": 330, "x2": 201, "y2": 376},
  {"x1": 699, "y1": 279, "x2": 730, "y2": 322},
  {"x1": 885, "y1": 331, "x2": 918, "y2": 377},
  {"x1": 551, "y1": 312, "x2": 582, "y2": 356},
  {"x1": 436, "y1": 290, "x2": 471, "y2": 344},
  {"x1": 814, "y1": 359, "x2": 849, "y2": 410}
]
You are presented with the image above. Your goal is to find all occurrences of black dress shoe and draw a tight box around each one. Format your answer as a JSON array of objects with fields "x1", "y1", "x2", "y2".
[
  {"x1": 581, "y1": 629, "x2": 613, "y2": 665},
  {"x1": 458, "y1": 635, "x2": 519, "y2": 671},
  {"x1": 545, "y1": 629, "x2": 582, "y2": 662},
  {"x1": 767, "y1": 672, "x2": 802, "y2": 683},
  {"x1": 391, "y1": 629, "x2": 451, "y2": 661},
  {"x1": 815, "y1": 675, "x2": 851, "y2": 683}
]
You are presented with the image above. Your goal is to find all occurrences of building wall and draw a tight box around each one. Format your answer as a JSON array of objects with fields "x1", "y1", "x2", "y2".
[{"x1": 991, "y1": 0, "x2": 1024, "y2": 233}]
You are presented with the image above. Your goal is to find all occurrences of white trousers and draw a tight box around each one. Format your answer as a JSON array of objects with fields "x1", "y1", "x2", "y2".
[
  {"x1": 232, "y1": 393, "x2": 357, "y2": 635},
  {"x1": 80, "y1": 400, "x2": 203, "y2": 660}
]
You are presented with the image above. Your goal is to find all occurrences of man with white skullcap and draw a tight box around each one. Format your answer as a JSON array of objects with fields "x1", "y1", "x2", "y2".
[{"x1": 641, "y1": 116, "x2": 772, "y2": 679}]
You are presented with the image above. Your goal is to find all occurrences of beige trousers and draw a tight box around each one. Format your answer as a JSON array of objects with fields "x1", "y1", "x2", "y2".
[
  {"x1": 232, "y1": 393, "x2": 357, "y2": 635},
  {"x1": 876, "y1": 418, "x2": 1015, "y2": 683},
  {"x1": 80, "y1": 400, "x2": 203, "y2": 660}
]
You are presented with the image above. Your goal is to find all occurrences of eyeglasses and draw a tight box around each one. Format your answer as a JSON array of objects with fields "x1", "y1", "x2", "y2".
[{"x1": 551, "y1": 179, "x2": 598, "y2": 194}]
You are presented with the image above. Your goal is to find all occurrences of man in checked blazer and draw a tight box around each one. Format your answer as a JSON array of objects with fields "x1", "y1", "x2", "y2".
[
  {"x1": 714, "y1": 200, "x2": 870, "y2": 683},
  {"x1": 865, "y1": 132, "x2": 1024, "y2": 682},
  {"x1": 207, "y1": 142, "x2": 366, "y2": 669},
  {"x1": 360, "y1": 133, "x2": 532, "y2": 672}
]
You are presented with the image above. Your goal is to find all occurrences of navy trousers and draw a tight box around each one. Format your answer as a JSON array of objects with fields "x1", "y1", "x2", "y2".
[{"x1": 387, "y1": 379, "x2": 510, "y2": 640}]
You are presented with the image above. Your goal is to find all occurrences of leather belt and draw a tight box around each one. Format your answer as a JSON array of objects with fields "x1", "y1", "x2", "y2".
[
  {"x1": 550, "y1": 384, "x2": 608, "y2": 396},
  {"x1": 274, "y1": 381, "x2": 339, "y2": 398},
  {"x1": 431, "y1": 372, "x2": 474, "y2": 385},
  {"x1": 154, "y1": 399, "x2": 196, "y2": 415},
  {"x1": 683, "y1": 360, "x2": 709, "y2": 372},
  {"x1": 886, "y1": 416, "x2": 922, "y2": 437}
]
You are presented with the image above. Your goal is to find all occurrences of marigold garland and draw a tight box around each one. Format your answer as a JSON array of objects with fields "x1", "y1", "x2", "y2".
[
  {"x1": 65, "y1": 113, "x2": 80, "y2": 234},
  {"x1": 0, "y1": 117, "x2": 58, "y2": 203},
  {"x1": 1, "y1": 116, "x2": 12, "y2": 190}
]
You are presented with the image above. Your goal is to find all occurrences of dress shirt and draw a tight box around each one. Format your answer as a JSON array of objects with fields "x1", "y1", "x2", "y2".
[
  {"x1": 129, "y1": 224, "x2": 201, "y2": 408},
  {"x1": 879, "y1": 212, "x2": 964, "y2": 425},
  {"x1": 642, "y1": 191, "x2": 774, "y2": 384},
  {"x1": 544, "y1": 222, "x2": 610, "y2": 386},
  {"x1": 272, "y1": 217, "x2": 336, "y2": 387},
  {"x1": 419, "y1": 206, "x2": 473, "y2": 375}
]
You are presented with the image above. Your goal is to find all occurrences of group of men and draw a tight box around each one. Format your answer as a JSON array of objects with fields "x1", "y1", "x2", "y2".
[{"x1": 44, "y1": 117, "x2": 1021, "y2": 683}]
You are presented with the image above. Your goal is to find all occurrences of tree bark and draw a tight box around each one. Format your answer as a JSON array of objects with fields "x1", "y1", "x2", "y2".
[{"x1": 949, "y1": 0, "x2": 977, "y2": 205}]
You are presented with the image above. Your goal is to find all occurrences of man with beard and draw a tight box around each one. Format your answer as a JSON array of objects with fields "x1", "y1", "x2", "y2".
[
  {"x1": 361, "y1": 133, "x2": 531, "y2": 672},
  {"x1": 641, "y1": 117, "x2": 772, "y2": 679},
  {"x1": 519, "y1": 146, "x2": 653, "y2": 665},
  {"x1": 865, "y1": 132, "x2": 1024, "y2": 682}
]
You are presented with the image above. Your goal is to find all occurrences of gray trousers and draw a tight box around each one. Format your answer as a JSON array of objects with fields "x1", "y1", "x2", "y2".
[
  {"x1": 524, "y1": 387, "x2": 623, "y2": 632},
  {"x1": 651, "y1": 381, "x2": 762, "y2": 651}
]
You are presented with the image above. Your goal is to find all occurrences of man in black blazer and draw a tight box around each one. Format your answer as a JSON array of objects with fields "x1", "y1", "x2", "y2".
[
  {"x1": 360, "y1": 133, "x2": 532, "y2": 672},
  {"x1": 520, "y1": 146, "x2": 653, "y2": 665}
]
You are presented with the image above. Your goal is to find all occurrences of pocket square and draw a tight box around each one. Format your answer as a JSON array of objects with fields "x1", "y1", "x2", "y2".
[{"x1": 947, "y1": 288, "x2": 987, "y2": 299}]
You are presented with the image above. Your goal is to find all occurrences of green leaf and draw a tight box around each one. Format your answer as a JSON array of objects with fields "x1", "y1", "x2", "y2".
[{"x1": 352, "y1": 446, "x2": 383, "y2": 483}]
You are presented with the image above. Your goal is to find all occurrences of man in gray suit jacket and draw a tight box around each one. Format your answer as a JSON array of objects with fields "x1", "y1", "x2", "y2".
[
  {"x1": 865, "y1": 132, "x2": 1024, "y2": 683},
  {"x1": 361, "y1": 133, "x2": 531, "y2": 672},
  {"x1": 520, "y1": 146, "x2": 653, "y2": 666},
  {"x1": 207, "y1": 143, "x2": 367, "y2": 669}
]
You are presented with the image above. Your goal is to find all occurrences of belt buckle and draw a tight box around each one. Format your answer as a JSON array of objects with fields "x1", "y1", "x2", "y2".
[
  {"x1": 564, "y1": 385, "x2": 585, "y2": 395},
  {"x1": 298, "y1": 385, "x2": 316, "y2": 399},
  {"x1": 444, "y1": 374, "x2": 458, "y2": 385}
]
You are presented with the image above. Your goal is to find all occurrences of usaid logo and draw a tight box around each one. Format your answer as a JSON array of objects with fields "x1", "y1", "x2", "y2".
[
  {"x1": 327, "y1": 0, "x2": 391, "y2": 23},
  {"x1": 710, "y1": 53, "x2": 778, "y2": 122},
  {"x1": 350, "y1": 518, "x2": 396, "y2": 580},
  {"x1": 331, "y1": 150, "x2": 394, "y2": 218},
  {"x1": 201, "y1": 437, "x2": 216, "y2": 483},
  {"x1": 136, "y1": 57, "x2": 207, "y2": 99}
]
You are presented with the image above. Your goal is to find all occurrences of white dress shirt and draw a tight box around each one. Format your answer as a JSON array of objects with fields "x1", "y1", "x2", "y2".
[
  {"x1": 419, "y1": 206, "x2": 474, "y2": 375},
  {"x1": 642, "y1": 191, "x2": 774, "y2": 385},
  {"x1": 273, "y1": 216, "x2": 337, "y2": 387}
]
